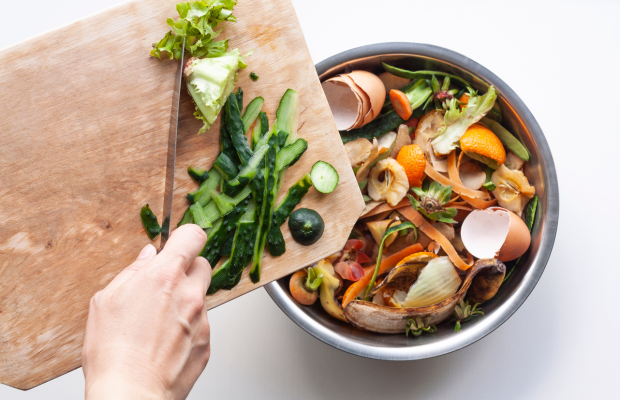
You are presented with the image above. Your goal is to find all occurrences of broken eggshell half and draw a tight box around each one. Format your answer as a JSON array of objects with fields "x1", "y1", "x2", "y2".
[
  {"x1": 322, "y1": 71, "x2": 386, "y2": 131},
  {"x1": 461, "y1": 207, "x2": 531, "y2": 262}
]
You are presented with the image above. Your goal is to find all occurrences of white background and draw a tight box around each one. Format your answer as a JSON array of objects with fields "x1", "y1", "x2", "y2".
[{"x1": 1, "y1": 0, "x2": 619, "y2": 398}]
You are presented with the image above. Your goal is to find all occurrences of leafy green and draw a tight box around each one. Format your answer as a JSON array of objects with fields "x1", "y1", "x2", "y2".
[
  {"x1": 185, "y1": 49, "x2": 243, "y2": 133},
  {"x1": 250, "y1": 72, "x2": 259, "y2": 81},
  {"x1": 431, "y1": 86, "x2": 497, "y2": 155},
  {"x1": 151, "y1": 0, "x2": 238, "y2": 60}
]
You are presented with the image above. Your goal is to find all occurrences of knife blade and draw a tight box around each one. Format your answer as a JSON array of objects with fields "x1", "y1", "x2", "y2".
[{"x1": 160, "y1": 38, "x2": 186, "y2": 248}]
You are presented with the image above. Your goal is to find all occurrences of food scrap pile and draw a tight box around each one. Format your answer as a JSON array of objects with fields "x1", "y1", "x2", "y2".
[
  {"x1": 141, "y1": 0, "x2": 339, "y2": 294},
  {"x1": 289, "y1": 63, "x2": 538, "y2": 335}
]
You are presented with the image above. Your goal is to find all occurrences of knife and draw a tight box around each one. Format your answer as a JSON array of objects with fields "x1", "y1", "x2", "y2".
[{"x1": 160, "y1": 38, "x2": 186, "y2": 248}]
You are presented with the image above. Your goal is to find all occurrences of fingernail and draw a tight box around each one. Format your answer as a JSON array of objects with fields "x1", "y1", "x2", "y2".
[{"x1": 137, "y1": 244, "x2": 156, "y2": 259}]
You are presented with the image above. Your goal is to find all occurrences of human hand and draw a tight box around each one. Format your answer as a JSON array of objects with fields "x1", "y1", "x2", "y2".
[{"x1": 82, "y1": 224, "x2": 212, "y2": 400}]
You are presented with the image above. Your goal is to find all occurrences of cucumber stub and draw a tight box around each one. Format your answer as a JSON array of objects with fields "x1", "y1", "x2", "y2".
[
  {"x1": 310, "y1": 161, "x2": 339, "y2": 193},
  {"x1": 288, "y1": 208, "x2": 325, "y2": 246}
]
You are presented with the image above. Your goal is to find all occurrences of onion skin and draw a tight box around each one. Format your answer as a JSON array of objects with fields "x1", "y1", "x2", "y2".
[{"x1": 343, "y1": 258, "x2": 503, "y2": 333}]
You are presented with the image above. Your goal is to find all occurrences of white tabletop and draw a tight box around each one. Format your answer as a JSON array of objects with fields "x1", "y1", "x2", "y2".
[{"x1": 1, "y1": 0, "x2": 618, "y2": 398}]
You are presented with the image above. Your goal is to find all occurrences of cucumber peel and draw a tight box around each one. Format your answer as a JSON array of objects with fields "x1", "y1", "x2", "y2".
[
  {"x1": 190, "y1": 203, "x2": 213, "y2": 229},
  {"x1": 267, "y1": 174, "x2": 313, "y2": 256},
  {"x1": 276, "y1": 138, "x2": 308, "y2": 172},
  {"x1": 177, "y1": 207, "x2": 194, "y2": 227},
  {"x1": 211, "y1": 186, "x2": 252, "y2": 216},
  {"x1": 225, "y1": 92, "x2": 253, "y2": 165},
  {"x1": 187, "y1": 169, "x2": 221, "y2": 205},
  {"x1": 227, "y1": 144, "x2": 269, "y2": 188},
  {"x1": 188, "y1": 166, "x2": 209, "y2": 184},
  {"x1": 140, "y1": 204, "x2": 161, "y2": 240},
  {"x1": 242, "y1": 96, "x2": 264, "y2": 134}
]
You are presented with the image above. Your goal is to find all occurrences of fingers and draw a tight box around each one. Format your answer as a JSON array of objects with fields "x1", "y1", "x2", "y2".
[
  {"x1": 186, "y1": 256, "x2": 212, "y2": 295},
  {"x1": 152, "y1": 224, "x2": 207, "y2": 273},
  {"x1": 104, "y1": 244, "x2": 157, "y2": 292}
]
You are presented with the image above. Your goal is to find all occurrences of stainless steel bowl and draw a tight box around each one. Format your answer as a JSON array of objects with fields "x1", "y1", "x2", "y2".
[{"x1": 265, "y1": 42, "x2": 559, "y2": 360}]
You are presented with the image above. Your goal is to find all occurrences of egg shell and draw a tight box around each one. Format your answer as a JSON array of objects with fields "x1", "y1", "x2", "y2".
[
  {"x1": 347, "y1": 70, "x2": 386, "y2": 123},
  {"x1": 490, "y1": 207, "x2": 531, "y2": 262},
  {"x1": 321, "y1": 77, "x2": 361, "y2": 131},
  {"x1": 339, "y1": 74, "x2": 372, "y2": 128},
  {"x1": 461, "y1": 208, "x2": 510, "y2": 259}
]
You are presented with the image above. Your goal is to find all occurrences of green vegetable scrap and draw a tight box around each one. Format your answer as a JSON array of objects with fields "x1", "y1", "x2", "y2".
[
  {"x1": 431, "y1": 86, "x2": 497, "y2": 155},
  {"x1": 365, "y1": 221, "x2": 415, "y2": 300},
  {"x1": 310, "y1": 161, "x2": 339, "y2": 194},
  {"x1": 482, "y1": 117, "x2": 530, "y2": 161},
  {"x1": 405, "y1": 317, "x2": 437, "y2": 337},
  {"x1": 340, "y1": 80, "x2": 431, "y2": 144},
  {"x1": 267, "y1": 174, "x2": 313, "y2": 256},
  {"x1": 187, "y1": 166, "x2": 209, "y2": 184},
  {"x1": 177, "y1": 207, "x2": 194, "y2": 227},
  {"x1": 190, "y1": 203, "x2": 213, "y2": 229},
  {"x1": 140, "y1": 204, "x2": 162, "y2": 240},
  {"x1": 452, "y1": 300, "x2": 484, "y2": 332},
  {"x1": 482, "y1": 166, "x2": 496, "y2": 191},
  {"x1": 249, "y1": 72, "x2": 259, "y2": 81},
  {"x1": 151, "y1": 0, "x2": 238, "y2": 60},
  {"x1": 288, "y1": 208, "x2": 325, "y2": 246},
  {"x1": 524, "y1": 195, "x2": 538, "y2": 232},
  {"x1": 381, "y1": 62, "x2": 474, "y2": 91},
  {"x1": 408, "y1": 180, "x2": 458, "y2": 224},
  {"x1": 305, "y1": 267, "x2": 323, "y2": 292},
  {"x1": 185, "y1": 50, "x2": 249, "y2": 134}
]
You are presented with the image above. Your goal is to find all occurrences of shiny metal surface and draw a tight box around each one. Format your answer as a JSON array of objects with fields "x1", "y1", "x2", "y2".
[
  {"x1": 161, "y1": 38, "x2": 186, "y2": 246},
  {"x1": 264, "y1": 42, "x2": 559, "y2": 360}
]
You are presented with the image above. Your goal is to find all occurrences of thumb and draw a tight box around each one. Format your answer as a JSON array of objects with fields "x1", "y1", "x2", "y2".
[{"x1": 104, "y1": 244, "x2": 157, "y2": 292}]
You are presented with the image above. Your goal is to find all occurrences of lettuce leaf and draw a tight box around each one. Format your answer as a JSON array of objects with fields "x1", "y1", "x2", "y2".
[
  {"x1": 186, "y1": 49, "x2": 245, "y2": 133},
  {"x1": 431, "y1": 86, "x2": 497, "y2": 155},
  {"x1": 151, "y1": 0, "x2": 238, "y2": 60}
]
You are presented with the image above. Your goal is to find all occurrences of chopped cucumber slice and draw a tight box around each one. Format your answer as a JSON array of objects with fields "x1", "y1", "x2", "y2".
[
  {"x1": 202, "y1": 201, "x2": 221, "y2": 223},
  {"x1": 310, "y1": 161, "x2": 339, "y2": 194},
  {"x1": 177, "y1": 207, "x2": 193, "y2": 227},
  {"x1": 187, "y1": 166, "x2": 209, "y2": 184},
  {"x1": 190, "y1": 203, "x2": 213, "y2": 229},
  {"x1": 213, "y1": 153, "x2": 239, "y2": 181},
  {"x1": 187, "y1": 169, "x2": 221, "y2": 206},
  {"x1": 211, "y1": 186, "x2": 252, "y2": 216},
  {"x1": 140, "y1": 204, "x2": 161, "y2": 240},
  {"x1": 228, "y1": 144, "x2": 269, "y2": 187}
]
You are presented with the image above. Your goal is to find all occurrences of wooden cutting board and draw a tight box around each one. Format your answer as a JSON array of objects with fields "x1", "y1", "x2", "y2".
[{"x1": 0, "y1": 0, "x2": 363, "y2": 390}]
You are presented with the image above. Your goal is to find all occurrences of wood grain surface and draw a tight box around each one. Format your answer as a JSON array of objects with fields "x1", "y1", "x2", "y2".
[{"x1": 0, "y1": 0, "x2": 363, "y2": 390}]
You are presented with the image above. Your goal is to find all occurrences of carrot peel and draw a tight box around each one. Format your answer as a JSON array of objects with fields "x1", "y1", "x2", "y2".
[
  {"x1": 342, "y1": 243, "x2": 423, "y2": 308},
  {"x1": 397, "y1": 205, "x2": 472, "y2": 270}
]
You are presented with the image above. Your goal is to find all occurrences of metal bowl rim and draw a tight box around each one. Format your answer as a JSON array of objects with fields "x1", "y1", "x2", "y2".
[{"x1": 264, "y1": 42, "x2": 559, "y2": 361}]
